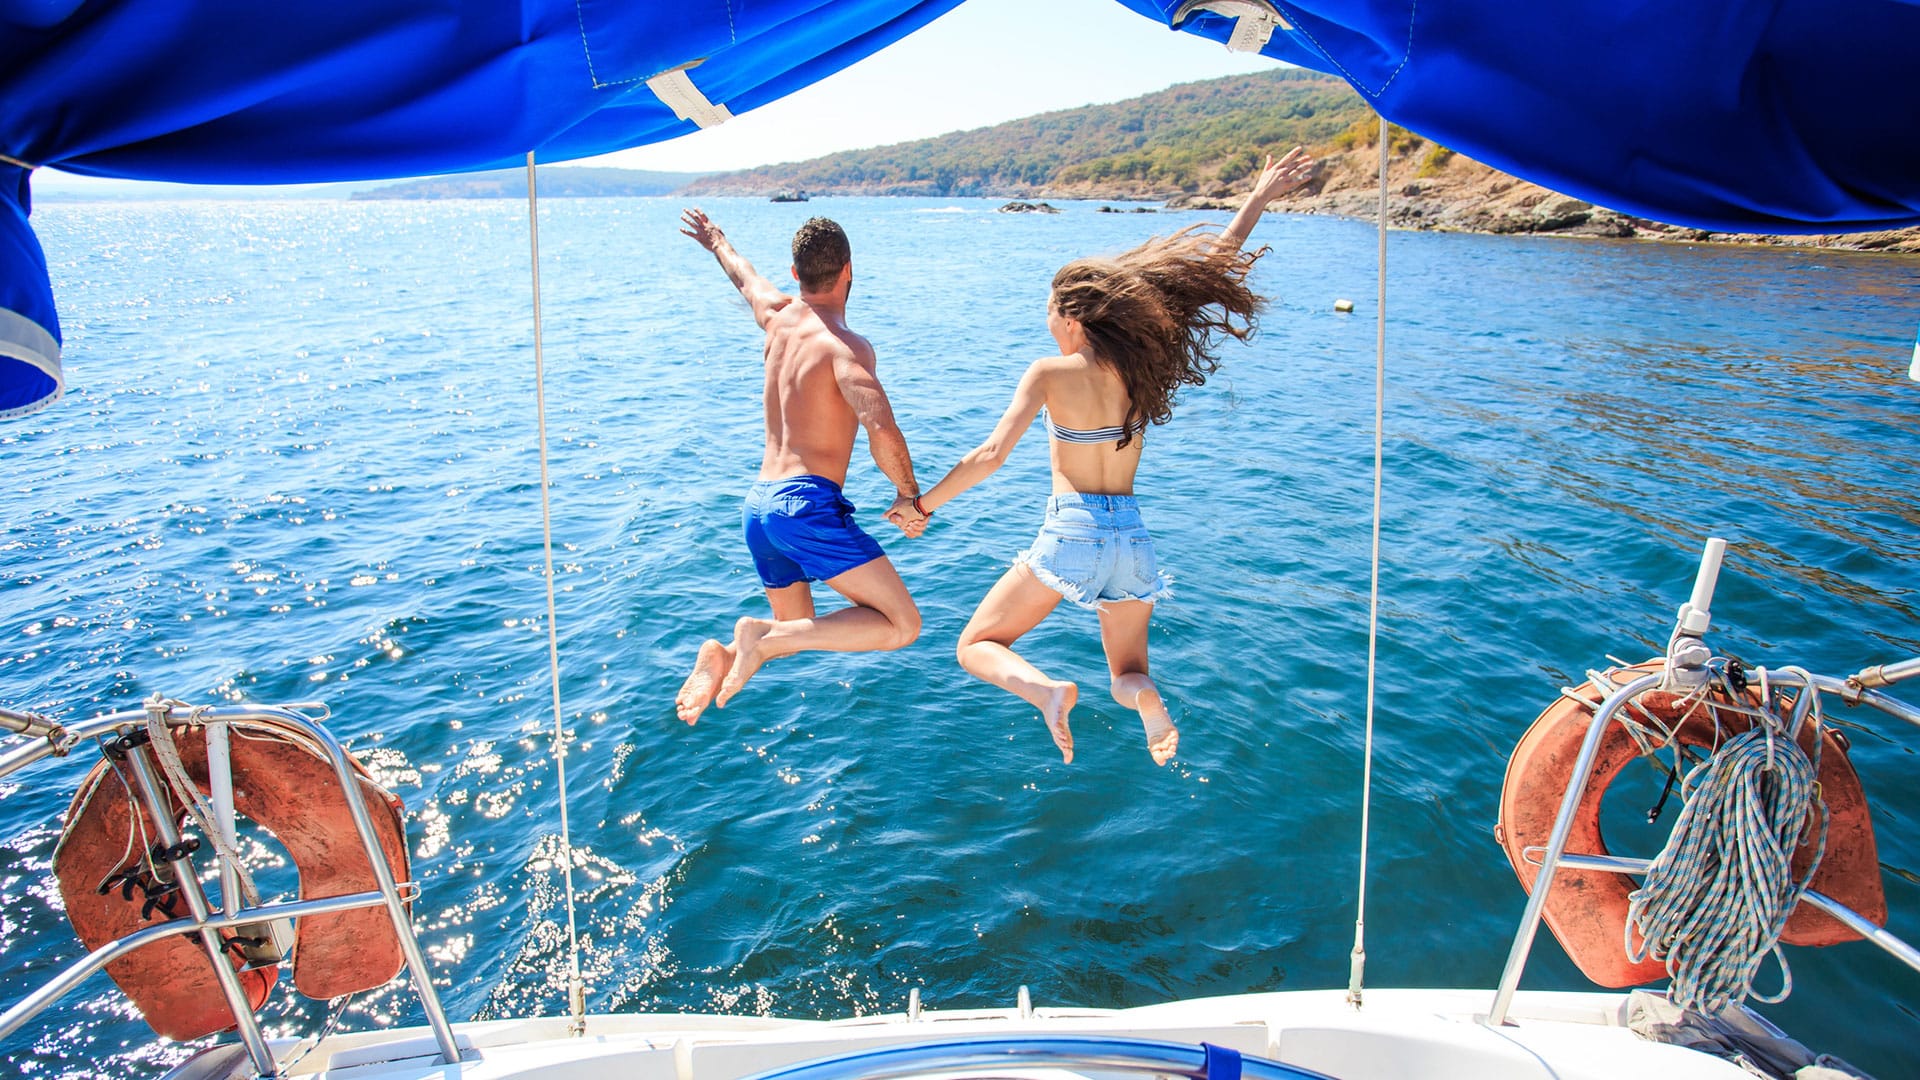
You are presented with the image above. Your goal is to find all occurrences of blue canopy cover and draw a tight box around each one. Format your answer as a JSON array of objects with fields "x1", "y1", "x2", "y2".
[{"x1": 5, "y1": 0, "x2": 1918, "y2": 417}]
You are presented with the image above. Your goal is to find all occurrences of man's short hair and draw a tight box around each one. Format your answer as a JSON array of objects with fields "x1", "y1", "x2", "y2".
[{"x1": 792, "y1": 217, "x2": 851, "y2": 292}]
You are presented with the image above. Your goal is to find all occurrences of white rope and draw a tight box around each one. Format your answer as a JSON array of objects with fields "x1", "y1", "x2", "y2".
[
  {"x1": 1347, "y1": 109, "x2": 1390, "y2": 1009},
  {"x1": 146, "y1": 704, "x2": 263, "y2": 909},
  {"x1": 91, "y1": 754, "x2": 155, "y2": 895},
  {"x1": 525, "y1": 151, "x2": 587, "y2": 1033},
  {"x1": 1624, "y1": 682, "x2": 1829, "y2": 1013}
]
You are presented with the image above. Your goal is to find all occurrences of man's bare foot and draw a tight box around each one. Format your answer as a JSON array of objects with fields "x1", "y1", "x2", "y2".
[
  {"x1": 1135, "y1": 684, "x2": 1179, "y2": 766},
  {"x1": 715, "y1": 617, "x2": 771, "y2": 708},
  {"x1": 675, "y1": 639, "x2": 733, "y2": 725},
  {"x1": 1041, "y1": 681, "x2": 1077, "y2": 764}
]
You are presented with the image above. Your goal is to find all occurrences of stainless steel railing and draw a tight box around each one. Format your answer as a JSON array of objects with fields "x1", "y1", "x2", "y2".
[{"x1": 0, "y1": 697, "x2": 459, "y2": 1076}]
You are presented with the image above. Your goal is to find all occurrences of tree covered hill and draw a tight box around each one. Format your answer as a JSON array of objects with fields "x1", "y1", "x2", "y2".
[
  {"x1": 683, "y1": 68, "x2": 1918, "y2": 252},
  {"x1": 684, "y1": 68, "x2": 1370, "y2": 199}
]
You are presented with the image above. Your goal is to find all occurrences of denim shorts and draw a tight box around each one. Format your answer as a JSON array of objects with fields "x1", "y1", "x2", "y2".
[{"x1": 1015, "y1": 493, "x2": 1172, "y2": 610}]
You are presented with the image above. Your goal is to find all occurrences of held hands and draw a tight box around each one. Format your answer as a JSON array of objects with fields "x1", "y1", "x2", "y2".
[
  {"x1": 1249, "y1": 146, "x2": 1316, "y2": 205},
  {"x1": 678, "y1": 207, "x2": 724, "y2": 252},
  {"x1": 885, "y1": 495, "x2": 928, "y2": 539}
]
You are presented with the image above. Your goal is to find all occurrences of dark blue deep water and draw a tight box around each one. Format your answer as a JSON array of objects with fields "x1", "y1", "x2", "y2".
[{"x1": 4, "y1": 196, "x2": 1919, "y2": 1077}]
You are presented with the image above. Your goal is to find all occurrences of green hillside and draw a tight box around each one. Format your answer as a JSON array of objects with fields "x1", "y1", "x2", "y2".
[{"x1": 686, "y1": 69, "x2": 1371, "y2": 198}]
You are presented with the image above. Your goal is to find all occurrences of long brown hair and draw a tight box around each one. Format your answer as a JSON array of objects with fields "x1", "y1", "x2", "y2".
[{"x1": 1050, "y1": 226, "x2": 1266, "y2": 449}]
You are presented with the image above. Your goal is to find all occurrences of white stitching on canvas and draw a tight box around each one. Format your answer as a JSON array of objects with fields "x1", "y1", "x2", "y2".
[
  {"x1": 574, "y1": 2, "x2": 607, "y2": 88},
  {"x1": 1274, "y1": 1, "x2": 1416, "y2": 101}
]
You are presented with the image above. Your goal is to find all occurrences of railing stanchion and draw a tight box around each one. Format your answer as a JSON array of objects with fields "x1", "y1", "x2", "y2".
[
  {"x1": 285, "y1": 713, "x2": 462, "y2": 1065},
  {"x1": 122, "y1": 739, "x2": 281, "y2": 1077},
  {"x1": 1488, "y1": 673, "x2": 1661, "y2": 1026}
]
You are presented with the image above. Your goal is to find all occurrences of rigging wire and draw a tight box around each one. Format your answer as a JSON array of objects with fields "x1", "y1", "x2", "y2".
[
  {"x1": 1347, "y1": 109, "x2": 1390, "y2": 1010},
  {"x1": 525, "y1": 151, "x2": 588, "y2": 1034}
]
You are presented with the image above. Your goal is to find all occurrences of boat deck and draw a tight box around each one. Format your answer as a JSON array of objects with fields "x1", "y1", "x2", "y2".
[{"x1": 165, "y1": 989, "x2": 1758, "y2": 1080}]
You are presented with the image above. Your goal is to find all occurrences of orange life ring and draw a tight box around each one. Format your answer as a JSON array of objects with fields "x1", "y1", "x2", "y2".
[
  {"x1": 53, "y1": 718, "x2": 411, "y2": 1040},
  {"x1": 1495, "y1": 660, "x2": 1885, "y2": 989}
]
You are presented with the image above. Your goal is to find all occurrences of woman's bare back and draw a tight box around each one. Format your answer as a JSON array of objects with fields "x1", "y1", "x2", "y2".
[{"x1": 1038, "y1": 353, "x2": 1145, "y2": 496}]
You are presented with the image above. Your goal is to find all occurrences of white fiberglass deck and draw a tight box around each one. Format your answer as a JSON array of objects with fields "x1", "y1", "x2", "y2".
[{"x1": 166, "y1": 989, "x2": 1757, "y2": 1080}]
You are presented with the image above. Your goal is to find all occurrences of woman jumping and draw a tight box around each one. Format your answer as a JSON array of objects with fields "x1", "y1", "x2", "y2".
[{"x1": 891, "y1": 148, "x2": 1314, "y2": 765}]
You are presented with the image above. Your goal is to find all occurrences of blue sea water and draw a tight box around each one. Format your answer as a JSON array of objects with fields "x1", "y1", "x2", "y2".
[{"x1": 3, "y1": 195, "x2": 1919, "y2": 1078}]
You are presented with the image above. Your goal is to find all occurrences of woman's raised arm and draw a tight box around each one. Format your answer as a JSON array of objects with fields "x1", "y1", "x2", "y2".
[{"x1": 1219, "y1": 146, "x2": 1315, "y2": 253}]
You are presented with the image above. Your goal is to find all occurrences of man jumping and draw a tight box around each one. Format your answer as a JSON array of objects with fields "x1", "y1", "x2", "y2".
[{"x1": 674, "y1": 209, "x2": 923, "y2": 724}]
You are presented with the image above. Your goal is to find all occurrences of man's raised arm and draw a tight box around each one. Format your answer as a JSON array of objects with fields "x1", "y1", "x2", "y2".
[
  {"x1": 831, "y1": 342, "x2": 919, "y2": 506},
  {"x1": 679, "y1": 207, "x2": 791, "y2": 328}
]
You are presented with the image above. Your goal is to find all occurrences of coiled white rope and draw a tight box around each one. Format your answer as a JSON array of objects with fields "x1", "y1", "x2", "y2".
[{"x1": 1624, "y1": 693, "x2": 1829, "y2": 1013}]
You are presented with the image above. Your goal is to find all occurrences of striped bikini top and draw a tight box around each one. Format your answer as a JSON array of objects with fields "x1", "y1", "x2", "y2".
[{"x1": 1044, "y1": 409, "x2": 1134, "y2": 445}]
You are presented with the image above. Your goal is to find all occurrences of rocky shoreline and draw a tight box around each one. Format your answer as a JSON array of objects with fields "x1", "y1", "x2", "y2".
[{"x1": 1150, "y1": 147, "x2": 1920, "y2": 255}]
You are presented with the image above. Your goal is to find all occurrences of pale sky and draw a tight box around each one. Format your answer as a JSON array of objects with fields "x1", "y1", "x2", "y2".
[
  {"x1": 602, "y1": 0, "x2": 1280, "y2": 173},
  {"x1": 35, "y1": 0, "x2": 1282, "y2": 193}
]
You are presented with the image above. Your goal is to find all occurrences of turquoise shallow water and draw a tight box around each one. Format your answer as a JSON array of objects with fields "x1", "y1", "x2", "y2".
[{"x1": 3, "y1": 196, "x2": 1919, "y2": 1077}]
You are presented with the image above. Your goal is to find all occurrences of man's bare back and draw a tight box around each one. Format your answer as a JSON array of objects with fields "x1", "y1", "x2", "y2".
[
  {"x1": 756, "y1": 299, "x2": 869, "y2": 485},
  {"x1": 671, "y1": 209, "x2": 923, "y2": 725}
]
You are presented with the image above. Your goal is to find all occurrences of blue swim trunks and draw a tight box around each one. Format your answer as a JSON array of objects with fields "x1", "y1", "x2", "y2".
[
  {"x1": 742, "y1": 474, "x2": 887, "y2": 588},
  {"x1": 1016, "y1": 493, "x2": 1173, "y2": 610}
]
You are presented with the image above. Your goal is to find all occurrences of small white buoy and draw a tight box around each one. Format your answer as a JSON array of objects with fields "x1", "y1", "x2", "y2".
[{"x1": 1334, "y1": 298, "x2": 1355, "y2": 313}]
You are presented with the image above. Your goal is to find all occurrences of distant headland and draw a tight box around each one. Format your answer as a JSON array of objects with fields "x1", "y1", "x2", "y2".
[{"x1": 350, "y1": 167, "x2": 710, "y2": 200}]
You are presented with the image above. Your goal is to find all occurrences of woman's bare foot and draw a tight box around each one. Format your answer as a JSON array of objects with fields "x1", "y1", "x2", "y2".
[
  {"x1": 1040, "y1": 681, "x2": 1077, "y2": 763},
  {"x1": 715, "y1": 616, "x2": 771, "y2": 708},
  {"x1": 675, "y1": 639, "x2": 733, "y2": 725},
  {"x1": 1134, "y1": 684, "x2": 1179, "y2": 765}
]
